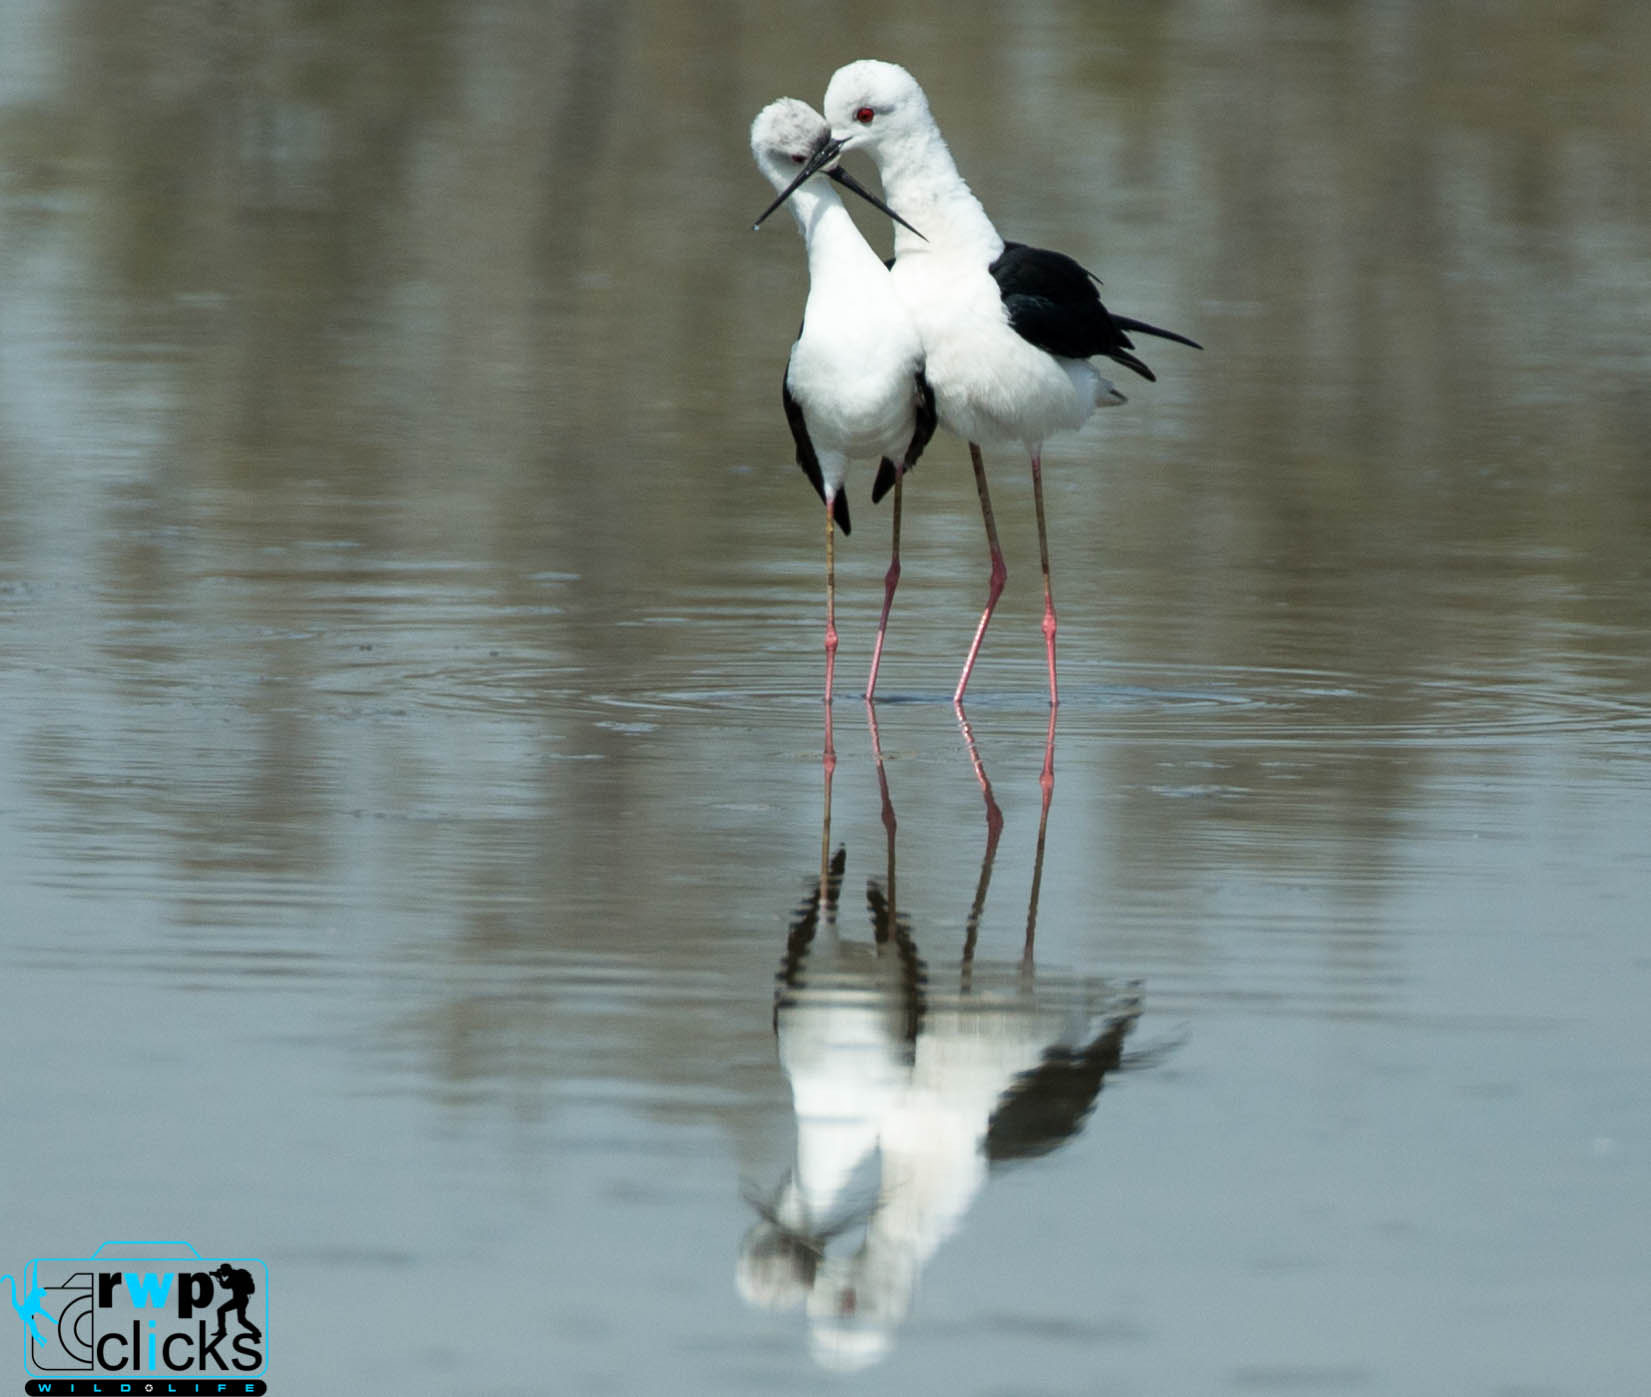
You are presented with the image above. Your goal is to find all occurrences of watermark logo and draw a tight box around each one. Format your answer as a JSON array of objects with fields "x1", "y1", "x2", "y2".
[{"x1": 5, "y1": 1241, "x2": 266, "y2": 1393}]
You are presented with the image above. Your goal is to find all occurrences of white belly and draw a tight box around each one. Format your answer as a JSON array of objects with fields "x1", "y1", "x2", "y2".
[
  {"x1": 788, "y1": 291, "x2": 923, "y2": 467},
  {"x1": 790, "y1": 355, "x2": 916, "y2": 461}
]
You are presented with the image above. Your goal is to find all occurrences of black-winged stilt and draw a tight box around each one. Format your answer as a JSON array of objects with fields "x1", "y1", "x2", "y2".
[
  {"x1": 749, "y1": 98, "x2": 937, "y2": 712},
  {"x1": 760, "y1": 61, "x2": 1201, "y2": 707}
]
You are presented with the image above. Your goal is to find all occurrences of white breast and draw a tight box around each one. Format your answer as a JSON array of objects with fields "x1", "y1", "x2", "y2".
[{"x1": 892, "y1": 250, "x2": 1097, "y2": 450}]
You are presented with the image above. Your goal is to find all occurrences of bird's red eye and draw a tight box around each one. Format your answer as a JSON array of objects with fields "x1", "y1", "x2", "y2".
[
  {"x1": 790, "y1": 154, "x2": 805, "y2": 163},
  {"x1": 855, "y1": 106, "x2": 875, "y2": 124}
]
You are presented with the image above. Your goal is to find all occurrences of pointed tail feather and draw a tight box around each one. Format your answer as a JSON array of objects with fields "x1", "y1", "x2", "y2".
[{"x1": 1095, "y1": 378, "x2": 1127, "y2": 408}]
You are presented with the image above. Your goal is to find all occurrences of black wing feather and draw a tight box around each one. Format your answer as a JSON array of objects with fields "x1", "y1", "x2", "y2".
[
  {"x1": 989, "y1": 241, "x2": 1201, "y2": 383},
  {"x1": 783, "y1": 373, "x2": 850, "y2": 535},
  {"x1": 909, "y1": 370, "x2": 938, "y2": 465}
]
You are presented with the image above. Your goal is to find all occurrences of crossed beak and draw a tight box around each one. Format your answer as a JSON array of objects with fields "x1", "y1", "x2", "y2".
[{"x1": 753, "y1": 135, "x2": 926, "y2": 241}]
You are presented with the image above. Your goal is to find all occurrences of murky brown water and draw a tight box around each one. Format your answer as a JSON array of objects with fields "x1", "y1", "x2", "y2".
[{"x1": 3, "y1": 3, "x2": 1649, "y2": 1393}]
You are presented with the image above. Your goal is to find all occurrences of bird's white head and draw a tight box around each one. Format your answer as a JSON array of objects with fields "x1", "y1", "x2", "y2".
[
  {"x1": 821, "y1": 60, "x2": 933, "y2": 160},
  {"x1": 816, "y1": 60, "x2": 994, "y2": 256},
  {"x1": 749, "y1": 97, "x2": 832, "y2": 195}
]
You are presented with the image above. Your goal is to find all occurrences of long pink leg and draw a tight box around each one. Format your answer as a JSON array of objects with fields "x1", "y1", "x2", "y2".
[
  {"x1": 1038, "y1": 694, "x2": 1057, "y2": 796},
  {"x1": 823, "y1": 497, "x2": 839, "y2": 712},
  {"x1": 1029, "y1": 449, "x2": 1058, "y2": 707},
  {"x1": 954, "y1": 443, "x2": 1007, "y2": 705},
  {"x1": 865, "y1": 469, "x2": 902, "y2": 699},
  {"x1": 820, "y1": 505, "x2": 838, "y2": 879}
]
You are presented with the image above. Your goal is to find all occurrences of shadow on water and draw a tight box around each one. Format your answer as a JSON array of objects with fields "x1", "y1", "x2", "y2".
[{"x1": 738, "y1": 703, "x2": 1167, "y2": 1371}]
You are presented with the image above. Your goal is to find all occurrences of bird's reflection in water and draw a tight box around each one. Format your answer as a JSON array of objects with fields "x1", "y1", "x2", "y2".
[{"x1": 739, "y1": 705, "x2": 1145, "y2": 1371}]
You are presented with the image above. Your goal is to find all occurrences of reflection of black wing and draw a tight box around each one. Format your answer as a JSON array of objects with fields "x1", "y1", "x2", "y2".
[
  {"x1": 871, "y1": 371, "x2": 937, "y2": 504},
  {"x1": 989, "y1": 241, "x2": 1202, "y2": 382},
  {"x1": 983, "y1": 1010, "x2": 1136, "y2": 1163},
  {"x1": 775, "y1": 848, "x2": 846, "y2": 1029},
  {"x1": 783, "y1": 368, "x2": 851, "y2": 535},
  {"x1": 864, "y1": 878, "x2": 927, "y2": 1047}
]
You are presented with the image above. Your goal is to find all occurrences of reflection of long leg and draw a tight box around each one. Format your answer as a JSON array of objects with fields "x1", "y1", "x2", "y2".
[
  {"x1": 866, "y1": 701, "x2": 897, "y2": 915},
  {"x1": 1029, "y1": 450, "x2": 1058, "y2": 707},
  {"x1": 1024, "y1": 707, "x2": 1058, "y2": 963},
  {"x1": 955, "y1": 444, "x2": 1006, "y2": 705},
  {"x1": 1038, "y1": 692, "x2": 1057, "y2": 796},
  {"x1": 955, "y1": 704, "x2": 1003, "y2": 980},
  {"x1": 865, "y1": 471, "x2": 902, "y2": 700},
  {"x1": 819, "y1": 703, "x2": 836, "y2": 894}
]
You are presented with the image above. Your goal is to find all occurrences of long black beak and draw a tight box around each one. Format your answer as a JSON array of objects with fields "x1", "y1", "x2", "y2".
[
  {"x1": 827, "y1": 166, "x2": 927, "y2": 242},
  {"x1": 752, "y1": 137, "x2": 927, "y2": 242}
]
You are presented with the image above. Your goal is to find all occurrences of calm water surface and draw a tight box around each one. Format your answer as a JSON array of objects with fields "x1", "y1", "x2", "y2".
[{"x1": 3, "y1": 3, "x2": 1649, "y2": 1394}]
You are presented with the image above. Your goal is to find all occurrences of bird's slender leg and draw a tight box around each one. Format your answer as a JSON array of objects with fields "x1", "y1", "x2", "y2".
[
  {"x1": 955, "y1": 443, "x2": 1007, "y2": 705},
  {"x1": 820, "y1": 500, "x2": 839, "y2": 819},
  {"x1": 823, "y1": 497, "x2": 839, "y2": 712},
  {"x1": 865, "y1": 468, "x2": 903, "y2": 700},
  {"x1": 1029, "y1": 449, "x2": 1058, "y2": 707}
]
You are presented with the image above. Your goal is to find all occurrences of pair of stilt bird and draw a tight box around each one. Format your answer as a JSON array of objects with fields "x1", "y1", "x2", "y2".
[{"x1": 750, "y1": 60, "x2": 1201, "y2": 708}]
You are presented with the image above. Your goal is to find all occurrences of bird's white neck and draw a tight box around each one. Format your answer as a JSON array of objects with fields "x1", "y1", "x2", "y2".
[
  {"x1": 876, "y1": 124, "x2": 1004, "y2": 264},
  {"x1": 786, "y1": 181, "x2": 883, "y2": 279}
]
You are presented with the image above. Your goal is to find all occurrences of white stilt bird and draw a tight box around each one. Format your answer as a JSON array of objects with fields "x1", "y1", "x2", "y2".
[
  {"x1": 758, "y1": 62, "x2": 1201, "y2": 706},
  {"x1": 749, "y1": 98, "x2": 937, "y2": 705}
]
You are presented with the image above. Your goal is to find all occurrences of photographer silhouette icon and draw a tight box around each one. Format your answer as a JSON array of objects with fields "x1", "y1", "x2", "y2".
[{"x1": 210, "y1": 1263, "x2": 263, "y2": 1342}]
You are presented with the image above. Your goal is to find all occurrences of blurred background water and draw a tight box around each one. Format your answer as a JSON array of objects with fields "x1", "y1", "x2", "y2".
[{"x1": 2, "y1": 2, "x2": 1648, "y2": 1393}]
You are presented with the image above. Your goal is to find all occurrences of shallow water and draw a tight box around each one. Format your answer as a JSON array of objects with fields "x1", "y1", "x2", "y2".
[{"x1": 3, "y1": 3, "x2": 1650, "y2": 1393}]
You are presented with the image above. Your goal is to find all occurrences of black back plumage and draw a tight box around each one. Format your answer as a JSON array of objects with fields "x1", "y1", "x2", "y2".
[{"x1": 989, "y1": 241, "x2": 1202, "y2": 383}]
